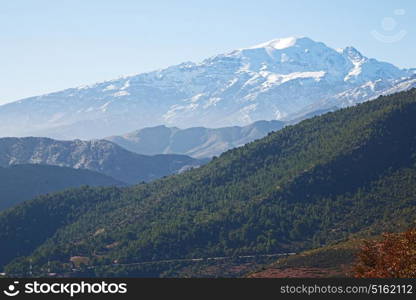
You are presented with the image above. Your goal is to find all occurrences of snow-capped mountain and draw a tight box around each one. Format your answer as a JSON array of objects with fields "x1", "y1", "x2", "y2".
[{"x1": 0, "y1": 37, "x2": 414, "y2": 139}]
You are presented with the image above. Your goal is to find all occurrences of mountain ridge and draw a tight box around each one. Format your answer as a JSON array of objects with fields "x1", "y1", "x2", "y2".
[
  {"x1": 105, "y1": 120, "x2": 285, "y2": 158},
  {"x1": 0, "y1": 37, "x2": 414, "y2": 139},
  {"x1": 0, "y1": 137, "x2": 205, "y2": 184}
]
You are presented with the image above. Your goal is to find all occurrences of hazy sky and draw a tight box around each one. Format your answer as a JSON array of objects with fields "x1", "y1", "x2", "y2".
[{"x1": 1, "y1": 0, "x2": 415, "y2": 105}]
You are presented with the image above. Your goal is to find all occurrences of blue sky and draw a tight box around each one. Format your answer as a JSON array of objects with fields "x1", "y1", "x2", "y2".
[{"x1": 1, "y1": 0, "x2": 415, "y2": 104}]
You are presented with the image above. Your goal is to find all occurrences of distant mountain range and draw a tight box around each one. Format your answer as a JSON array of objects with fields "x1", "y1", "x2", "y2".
[
  {"x1": 0, "y1": 137, "x2": 205, "y2": 184},
  {"x1": 0, "y1": 37, "x2": 415, "y2": 139},
  {"x1": 106, "y1": 120, "x2": 284, "y2": 158},
  {"x1": 0, "y1": 164, "x2": 123, "y2": 211},
  {"x1": 2, "y1": 89, "x2": 415, "y2": 277}
]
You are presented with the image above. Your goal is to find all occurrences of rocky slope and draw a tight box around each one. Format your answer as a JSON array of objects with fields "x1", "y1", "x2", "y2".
[{"x1": 0, "y1": 137, "x2": 205, "y2": 184}]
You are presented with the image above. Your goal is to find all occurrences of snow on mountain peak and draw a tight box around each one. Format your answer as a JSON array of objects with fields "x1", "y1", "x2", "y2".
[
  {"x1": 0, "y1": 36, "x2": 413, "y2": 140},
  {"x1": 249, "y1": 36, "x2": 300, "y2": 50},
  {"x1": 342, "y1": 46, "x2": 365, "y2": 62}
]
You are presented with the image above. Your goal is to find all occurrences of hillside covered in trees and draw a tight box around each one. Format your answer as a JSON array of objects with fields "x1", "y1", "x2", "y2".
[
  {"x1": 0, "y1": 164, "x2": 123, "y2": 211},
  {"x1": 1, "y1": 89, "x2": 416, "y2": 277}
]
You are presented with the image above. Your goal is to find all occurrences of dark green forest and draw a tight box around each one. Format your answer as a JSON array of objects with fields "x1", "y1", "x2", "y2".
[
  {"x1": 0, "y1": 164, "x2": 123, "y2": 211},
  {"x1": 1, "y1": 89, "x2": 416, "y2": 277}
]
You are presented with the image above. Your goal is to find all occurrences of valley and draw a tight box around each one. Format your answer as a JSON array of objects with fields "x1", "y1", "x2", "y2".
[{"x1": 1, "y1": 89, "x2": 415, "y2": 278}]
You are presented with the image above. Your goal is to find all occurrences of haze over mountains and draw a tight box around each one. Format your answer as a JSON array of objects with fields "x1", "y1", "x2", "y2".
[
  {"x1": 0, "y1": 37, "x2": 415, "y2": 140},
  {"x1": 106, "y1": 120, "x2": 284, "y2": 158},
  {"x1": 0, "y1": 137, "x2": 205, "y2": 184}
]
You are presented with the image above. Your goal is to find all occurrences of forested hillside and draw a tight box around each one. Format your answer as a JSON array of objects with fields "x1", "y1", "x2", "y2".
[
  {"x1": 0, "y1": 164, "x2": 123, "y2": 211},
  {"x1": 1, "y1": 89, "x2": 416, "y2": 277}
]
